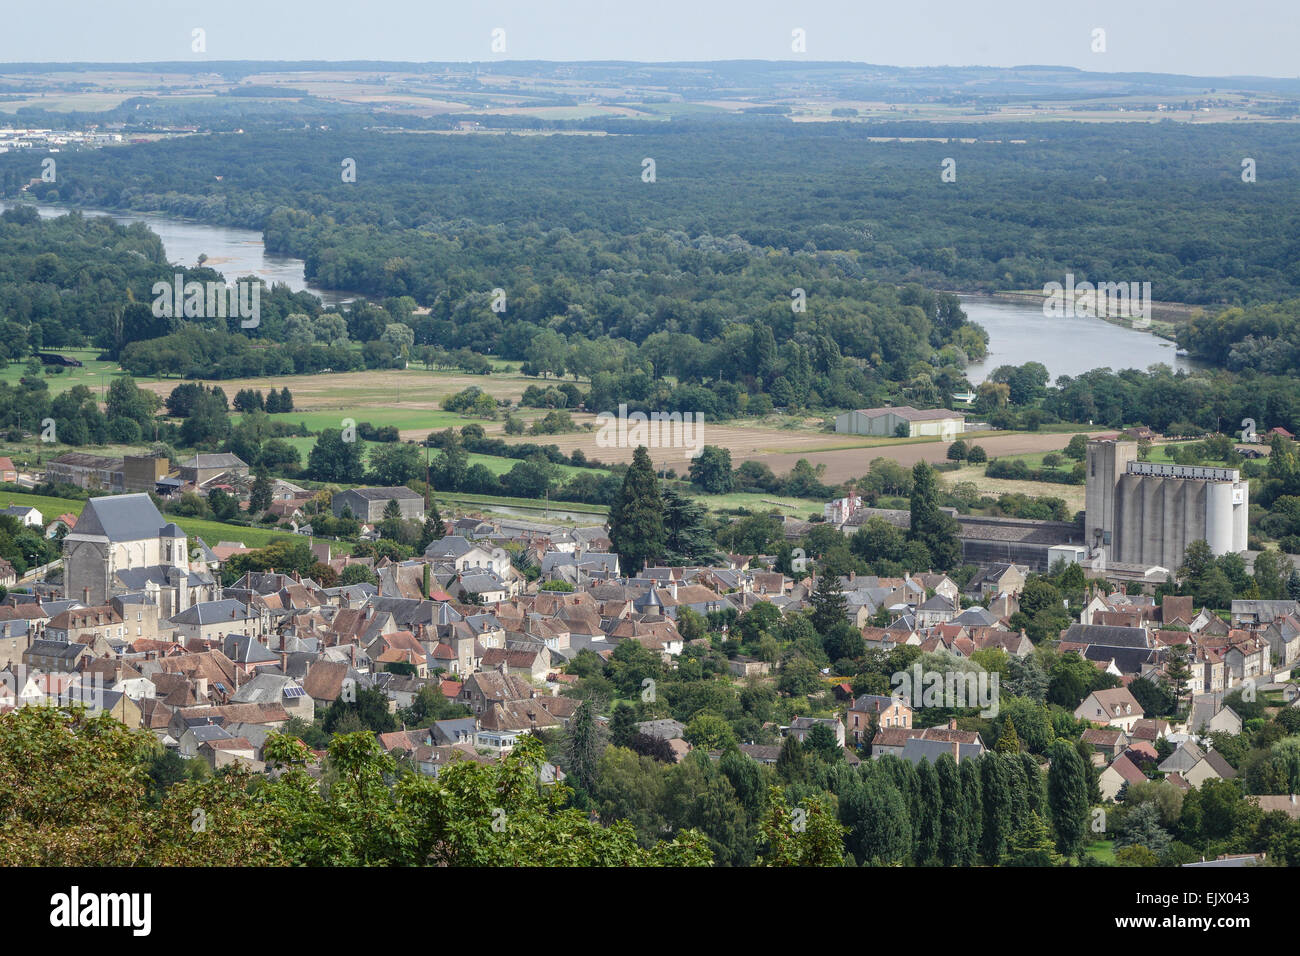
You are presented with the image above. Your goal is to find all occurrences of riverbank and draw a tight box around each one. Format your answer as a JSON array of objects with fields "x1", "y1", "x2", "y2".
[{"x1": 950, "y1": 288, "x2": 1209, "y2": 342}]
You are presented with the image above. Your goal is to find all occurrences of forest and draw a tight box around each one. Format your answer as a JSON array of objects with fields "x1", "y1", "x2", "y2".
[{"x1": 6, "y1": 117, "x2": 1300, "y2": 308}]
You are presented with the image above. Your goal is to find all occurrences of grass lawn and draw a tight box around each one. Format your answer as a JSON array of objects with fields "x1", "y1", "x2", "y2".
[
  {"x1": 1085, "y1": 840, "x2": 1116, "y2": 864},
  {"x1": 465, "y1": 453, "x2": 607, "y2": 480},
  {"x1": 0, "y1": 489, "x2": 324, "y2": 549},
  {"x1": 0, "y1": 348, "x2": 152, "y2": 399},
  {"x1": 234, "y1": 407, "x2": 478, "y2": 435}
]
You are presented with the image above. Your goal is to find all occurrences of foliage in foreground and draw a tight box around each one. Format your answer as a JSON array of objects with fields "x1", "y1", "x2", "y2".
[{"x1": 0, "y1": 707, "x2": 711, "y2": 867}]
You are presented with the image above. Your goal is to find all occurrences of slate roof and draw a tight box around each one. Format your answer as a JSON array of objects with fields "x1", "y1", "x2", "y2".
[
  {"x1": 1062, "y1": 623, "x2": 1150, "y2": 648},
  {"x1": 342, "y1": 486, "x2": 424, "y2": 501},
  {"x1": 171, "y1": 599, "x2": 255, "y2": 626},
  {"x1": 1082, "y1": 643, "x2": 1157, "y2": 675},
  {"x1": 182, "y1": 453, "x2": 248, "y2": 470},
  {"x1": 71, "y1": 493, "x2": 168, "y2": 543}
]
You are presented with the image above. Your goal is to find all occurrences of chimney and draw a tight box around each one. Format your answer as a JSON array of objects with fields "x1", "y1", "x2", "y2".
[
  {"x1": 952, "y1": 740, "x2": 960, "y2": 763},
  {"x1": 948, "y1": 718, "x2": 957, "y2": 730}
]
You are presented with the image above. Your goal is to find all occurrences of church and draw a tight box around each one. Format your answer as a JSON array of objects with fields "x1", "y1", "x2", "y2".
[{"x1": 62, "y1": 493, "x2": 220, "y2": 618}]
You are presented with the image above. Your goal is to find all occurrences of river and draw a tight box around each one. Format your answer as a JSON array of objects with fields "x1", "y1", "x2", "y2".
[
  {"x1": 2, "y1": 199, "x2": 1196, "y2": 381},
  {"x1": 959, "y1": 294, "x2": 1199, "y2": 383},
  {"x1": 0, "y1": 199, "x2": 355, "y2": 308}
]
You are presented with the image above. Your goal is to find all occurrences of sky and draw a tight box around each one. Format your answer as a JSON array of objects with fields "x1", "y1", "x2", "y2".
[{"x1": 1, "y1": 0, "x2": 1296, "y2": 78}]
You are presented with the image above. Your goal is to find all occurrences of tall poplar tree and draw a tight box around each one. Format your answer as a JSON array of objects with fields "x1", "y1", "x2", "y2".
[
  {"x1": 913, "y1": 758, "x2": 942, "y2": 864},
  {"x1": 1047, "y1": 739, "x2": 1089, "y2": 858},
  {"x1": 980, "y1": 753, "x2": 1012, "y2": 866},
  {"x1": 935, "y1": 754, "x2": 965, "y2": 866}
]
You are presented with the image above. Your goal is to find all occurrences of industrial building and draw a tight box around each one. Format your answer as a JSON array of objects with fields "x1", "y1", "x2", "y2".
[
  {"x1": 956, "y1": 514, "x2": 1084, "y2": 572},
  {"x1": 46, "y1": 452, "x2": 171, "y2": 493},
  {"x1": 834, "y1": 406, "x2": 965, "y2": 441},
  {"x1": 1085, "y1": 439, "x2": 1249, "y2": 571},
  {"x1": 332, "y1": 486, "x2": 426, "y2": 523}
]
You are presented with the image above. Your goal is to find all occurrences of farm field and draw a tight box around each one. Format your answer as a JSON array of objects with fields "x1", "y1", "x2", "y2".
[
  {"x1": 51, "y1": 358, "x2": 1099, "y2": 497},
  {"x1": 749, "y1": 430, "x2": 1112, "y2": 486},
  {"x1": 135, "y1": 367, "x2": 539, "y2": 413},
  {"x1": 19, "y1": 358, "x2": 1103, "y2": 514}
]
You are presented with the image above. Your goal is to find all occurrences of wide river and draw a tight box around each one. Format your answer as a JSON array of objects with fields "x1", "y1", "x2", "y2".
[
  {"x1": 2, "y1": 200, "x2": 1197, "y2": 380},
  {"x1": 959, "y1": 294, "x2": 1199, "y2": 382},
  {"x1": 0, "y1": 199, "x2": 354, "y2": 308}
]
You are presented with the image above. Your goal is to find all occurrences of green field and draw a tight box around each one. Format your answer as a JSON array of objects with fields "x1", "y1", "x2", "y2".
[
  {"x1": 0, "y1": 348, "x2": 146, "y2": 398},
  {"x1": 0, "y1": 490, "x2": 324, "y2": 550},
  {"x1": 235, "y1": 407, "x2": 477, "y2": 435}
]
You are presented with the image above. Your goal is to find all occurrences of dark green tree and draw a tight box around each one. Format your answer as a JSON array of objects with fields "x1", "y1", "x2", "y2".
[
  {"x1": 914, "y1": 757, "x2": 942, "y2": 864},
  {"x1": 307, "y1": 428, "x2": 365, "y2": 483},
  {"x1": 1047, "y1": 738, "x2": 1089, "y2": 858},
  {"x1": 688, "y1": 445, "x2": 734, "y2": 494},
  {"x1": 775, "y1": 733, "x2": 807, "y2": 785},
  {"x1": 610, "y1": 702, "x2": 638, "y2": 749},
  {"x1": 809, "y1": 570, "x2": 848, "y2": 635},
  {"x1": 608, "y1": 446, "x2": 665, "y2": 576},
  {"x1": 935, "y1": 754, "x2": 965, "y2": 866},
  {"x1": 248, "y1": 471, "x2": 273, "y2": 514},
  {"x1": 908, "y1": 461, "x2": 961, "y2": 570},
  {"x1": 418, "y1": 503, "x2": 446, "y2": 553},
  {"x1": 980, "y1": 753, "x2": 1012, "y2": 865},
  {"x1": 564, "y1": 700, "x2": 604, "y2": 796}
]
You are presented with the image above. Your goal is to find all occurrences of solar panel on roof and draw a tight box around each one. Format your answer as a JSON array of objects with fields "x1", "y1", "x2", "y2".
[{"x1": 282, "y1": 686, "x2": 306, "y2": 699}]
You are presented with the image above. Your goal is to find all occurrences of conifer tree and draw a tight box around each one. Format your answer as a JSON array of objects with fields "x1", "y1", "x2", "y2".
[
  {"x1": 608, "y1": 446, "x2": 665, "y2": 576},
  {"x1": 908, "y1": 461, "x2": 961, "y2": 570},
  {"x1": 1047, "y1": 739, "x2": 1089, "y2": 858},
  {"x1": 995, "y1": 716, "x2": 1022, "y2": 754},
  {"x1": 418, "y1": 503, "x2": 445, "y2": 552},
  {"x1": 810, "y1": 570, "x2": 848, "y2": 635},
  {"x1": 980, "y1": 753, "x2": 1012, "y2": 865}
]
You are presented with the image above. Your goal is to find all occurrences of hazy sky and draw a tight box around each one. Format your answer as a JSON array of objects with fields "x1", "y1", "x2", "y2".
[{"x1": 3, "y1": 0, "x2": 1296, "y2": 78}]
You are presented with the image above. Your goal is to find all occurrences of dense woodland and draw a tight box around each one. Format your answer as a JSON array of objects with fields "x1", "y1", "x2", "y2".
[{"x1": 8, "y1": 119, "x2": 1300, "y2": 307}]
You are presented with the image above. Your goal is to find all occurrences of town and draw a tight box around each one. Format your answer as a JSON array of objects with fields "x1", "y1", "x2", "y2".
[
  {"x1": 2, "y1": 422, "x2": 1298, "y2": 870},
  {"x1": 0, "y1": 4, "x2": 1298, "y2": 907}
]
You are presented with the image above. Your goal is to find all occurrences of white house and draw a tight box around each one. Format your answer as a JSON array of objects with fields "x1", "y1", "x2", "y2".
[
  {"x1": 1075, "y1": 687, "x2": 1144, "y2": 733},
  {"x1": 1, "y1": 504, "x2": 42, "y2": 528}
]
